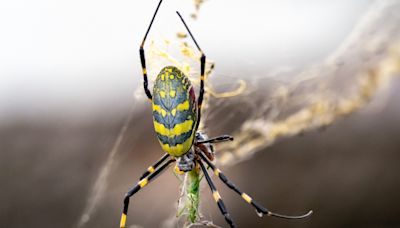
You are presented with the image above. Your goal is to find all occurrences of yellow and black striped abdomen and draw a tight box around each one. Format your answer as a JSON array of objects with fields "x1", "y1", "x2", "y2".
[{"x1": 152, "y1": 66, "x2": 197, "y2": 157}]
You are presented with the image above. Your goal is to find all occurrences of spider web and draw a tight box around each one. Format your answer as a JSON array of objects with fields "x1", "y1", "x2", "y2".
[{"x1": 76, "y1": 0, "x2": 400, "y2": 227}]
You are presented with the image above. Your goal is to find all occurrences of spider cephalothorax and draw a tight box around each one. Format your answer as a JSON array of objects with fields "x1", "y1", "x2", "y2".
[{"x1": 119, "y1": 1, "x2": 312, "y2": 227}]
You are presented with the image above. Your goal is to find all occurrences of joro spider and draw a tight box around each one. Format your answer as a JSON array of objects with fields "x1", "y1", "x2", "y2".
[{"x1": 120, "y1": 1, "x2": 313, "y2": 227}]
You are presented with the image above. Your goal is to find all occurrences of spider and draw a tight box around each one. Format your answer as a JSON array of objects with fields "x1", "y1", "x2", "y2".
[{"x1": 120, "y1": 1, "x2": 312, "y2": 227}]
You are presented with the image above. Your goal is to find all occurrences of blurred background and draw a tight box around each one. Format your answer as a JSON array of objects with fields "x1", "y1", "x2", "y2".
[{"x1": 1, "y1": 0, "x2": 400, "y2": 227}]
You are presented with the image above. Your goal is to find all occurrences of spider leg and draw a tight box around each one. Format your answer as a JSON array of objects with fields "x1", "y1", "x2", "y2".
[
  {"x1": 139, "y1": 153, "x2": 170, "y2": 180},
  {"x1": 199, "y1": 152, "x2": 313, "y2": 219},
  {"x1": 196, "y1": 135, "x2": 234, "y2": 144},
  {"x1": 196, "y1": 53, "x2": 206, "y2": 131},
  {"x1": 176, "y1": 12, "x2": 206, "y2": 131},
  {"x1": 139, "y1": 0, "x2": 164, "y2": 101},
  {"x1": 120, "y1": 158, "x2": 175, "y2": 228},
  {"x1": 198, "y1": 159, "x2": 236, "y2": 228},
  {"x1": 139, "y1": 48, "x2": 153, "y2": 101}
]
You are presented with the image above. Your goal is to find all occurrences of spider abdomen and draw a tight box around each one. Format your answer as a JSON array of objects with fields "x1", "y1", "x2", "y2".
[{"x1": 152, "y1": 66, "x2": 197, "y2": 157}]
